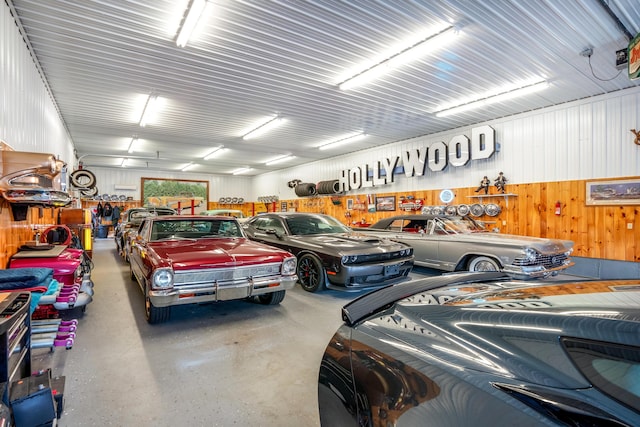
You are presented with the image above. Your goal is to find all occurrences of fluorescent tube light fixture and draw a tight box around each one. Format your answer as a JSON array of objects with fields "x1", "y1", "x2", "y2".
[
  {"x1": 181, "y1": 162, "x2": 196, "y2": 172},
  {"x1": 121, "y1": 158, "x2": 128, "y2": 168},
  {"x1": 127, "y1": 136, "x2": 138, "y2": 154},
  {"x1": 242, "y1": 116, "x2": 284, "y2": 140},
  {"x1": 139, "y1": 94, "x2": 159, "y2": 127},
  {"x1": 435, "y1": 80, "x2": 549, "y2": 117},
  {"x1": 265, "y1": 155, "x2": 295, "y2": 166},
  {"x1": 203, "y1": 146, "x2": 225, "y2": 160},
  {"x1": 338, "y1": 25, "x2": 457, "y2": 91},
  {"x1": 232, "y1": 167, "x2": 252, "y2": 175},
  {"x1": 318, "y1": 132, "x2": 367, "y2": 151},
  {"x1": 176, "y1": 0, "x2": 207, "y2": 47}
]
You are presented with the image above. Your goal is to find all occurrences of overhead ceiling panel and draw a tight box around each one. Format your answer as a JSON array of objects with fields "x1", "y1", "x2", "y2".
[{"x1": 6, "y1": 0, "x2": 640, "y2": 175}]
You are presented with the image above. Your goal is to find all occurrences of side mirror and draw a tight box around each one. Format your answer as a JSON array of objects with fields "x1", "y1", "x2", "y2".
[{"x1": 265, "y1": 228, "x2": 283, "y2": 239}]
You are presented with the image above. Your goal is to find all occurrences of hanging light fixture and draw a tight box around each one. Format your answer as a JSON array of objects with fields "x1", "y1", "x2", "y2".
[
  {"x1": 265, "y1": 155, "x2": 295, "y2": 166},
  {"x1": 121, "y1": 158, "x2": 128, "y2": 168},
  {"x1": 127, "y1": 136, "x2": 138, "y2": 154},
  {"x1": 338, "y1": 24, "x2": 458, "y2": 91},
  {"x1": 232, "y1": 167, "x2": 252, "y2": 175},
  {"x1": 181, "y1": 162, "x2": 196, "y2": 172},
  {"x1": 203, "y1": 145, "x2": 225, "y2": 160},
  {"x1": 318, "y1": 132, "x2": 367, "y2": 151},
  {"x1": 242, "y1": 116, "x2": 284, "y2": 140},
  {"x1": 435, "y1": 80, "x2": 549, "y2": 117},
  {"x1": 176, "y1": 0, "x2": 208, "y2": 47},
  {"x1": 139, "y1": 94, "x2": 159, "y2": 127}
]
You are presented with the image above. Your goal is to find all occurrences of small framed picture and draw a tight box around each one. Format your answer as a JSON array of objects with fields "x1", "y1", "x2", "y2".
[
  {"x1": 375, "y1": 196, "x2": 396, "y2": 212},
  {"x1": 346, "y1": 199, "x2": 354, "y2": 210}
]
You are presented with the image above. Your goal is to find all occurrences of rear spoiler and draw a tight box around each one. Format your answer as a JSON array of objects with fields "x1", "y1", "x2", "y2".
[{"x1": 341, "y1": 271, "x2": 509, "y2": 326}]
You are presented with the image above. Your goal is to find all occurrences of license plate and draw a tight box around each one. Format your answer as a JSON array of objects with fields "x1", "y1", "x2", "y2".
[{"x1": 384, "y1": 264, "x2": 400, "y2": 276}]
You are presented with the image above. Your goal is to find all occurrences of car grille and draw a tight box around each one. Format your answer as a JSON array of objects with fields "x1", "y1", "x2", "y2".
[
  {"x1": 512, "y1": 252, "x2": 569, "y2": 269},
  {"x1": 347, "y1": 250, "x2": 411, "y2": 265},
  {"x1": 173, "y1": 263, "x2": 282, "y2": 286}
]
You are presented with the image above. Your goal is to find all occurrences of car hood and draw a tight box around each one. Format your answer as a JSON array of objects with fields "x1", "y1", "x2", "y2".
[
  {"x1": 291, "y1": 232, "x2": 409, "y2": 253},
  {"x1": 367, "y1": 229, "x2": 573, "y2": 253},
  {"x1": 149, "y1": 238, "x2": 289, "y2": 270},
  {"x1": 448, "y1": 232, "x2": 573, "y2": 252}
]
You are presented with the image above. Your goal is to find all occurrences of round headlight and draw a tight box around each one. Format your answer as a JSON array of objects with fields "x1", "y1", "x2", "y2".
[
  {"x1": 282, "y1": 257, "x2": 296, "y2": 275},
  {"x1": 341, "y1": 255, "x2": 358, "y2": 264},
  {"x1": 152, "y1": 268, "x2": 174, "y2": 289},
  {"x1": 523, "y1": 248, "x2": 538, "y2": 261}
]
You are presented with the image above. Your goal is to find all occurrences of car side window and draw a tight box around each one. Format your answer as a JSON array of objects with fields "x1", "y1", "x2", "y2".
[
  {"x1": 253, "y1": 218, "x2": 285, "y2": 235},
  {"x1": 388, "y1": 219, "x2": 407, "y2": 231},
  {"x1": 266, "y1": 218, "x2": 286, "y2": 234},
  {"x1": 253, "y1": 218, "x2": 268, "y2": 230},
  {"x1": 140, "y1": 220, "x2": 152, "y2": 240},
  {"x1": 562, "y1": 337, "x2": 640, "y2": 411},
  {"x1": 218, "y1": 220, "x2": 241, "y2": 237}
]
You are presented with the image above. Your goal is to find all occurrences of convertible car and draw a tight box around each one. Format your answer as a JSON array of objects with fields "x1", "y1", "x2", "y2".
[
  {"x1": 243, "y1": 212, "x2": 414, "y2": 292},
  {"x1": 319, "y1": 272, "x2": 640, "y2": 426},
  {"x1": 128, "y1": 215, "x2": 297, "y2": 323},
  {"x1": 114, "y1": 206, "x2": 176, "y2": 261},
  {"x1": 357, "y1": 214, "x2": 574, "y2": 279}
]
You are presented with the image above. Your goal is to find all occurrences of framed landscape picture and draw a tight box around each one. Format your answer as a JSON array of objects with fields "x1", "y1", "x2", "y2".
[
  {"x1": 585, "y1": 178, "x2": 640, "y2": 206},
  {"x1": 141, "y1": 177, "x2": 209, "y2": 213},
  {"x1": 375, "y1": 196, "x2": 396, "y2": 212}
]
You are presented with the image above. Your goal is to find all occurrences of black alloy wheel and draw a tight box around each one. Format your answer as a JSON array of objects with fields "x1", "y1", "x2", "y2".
[{"x1": 297, "y1": 254, "x2": 326, "y2": 292}]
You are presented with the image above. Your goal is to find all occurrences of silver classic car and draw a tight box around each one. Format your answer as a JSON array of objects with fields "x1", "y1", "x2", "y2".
[{"x1": 357, "y1": 214, "x2": 573, "y2": 279}]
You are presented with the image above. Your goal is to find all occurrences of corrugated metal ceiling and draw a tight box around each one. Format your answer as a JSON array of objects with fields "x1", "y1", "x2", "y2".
[{"x1": 6, "y1": 0, "x2": 640, "y2": 175}]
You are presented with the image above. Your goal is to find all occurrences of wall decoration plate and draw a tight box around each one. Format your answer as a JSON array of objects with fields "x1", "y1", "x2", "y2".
[{"x1": 469, "y1": 203, "x2": 485, "y2": 217}]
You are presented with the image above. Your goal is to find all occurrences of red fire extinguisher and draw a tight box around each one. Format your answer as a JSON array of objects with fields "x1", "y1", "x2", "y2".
[{"x1": 555, "y1": 201, "x2": 561, "y2": 216}]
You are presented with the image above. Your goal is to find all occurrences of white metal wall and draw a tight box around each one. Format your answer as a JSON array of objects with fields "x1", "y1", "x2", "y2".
[
  {"x1": 0, "y1": 2, "x2": 74, "y2": 163},
  {"x1": 256, "y1": 86, "x2": 640, "y2": 199},
  {"x1": 88, "y1": 167, "x2": 253, "y2": 204},
  {"x1": 3, "y1": 0, "x2": 639, "y2": 203}
]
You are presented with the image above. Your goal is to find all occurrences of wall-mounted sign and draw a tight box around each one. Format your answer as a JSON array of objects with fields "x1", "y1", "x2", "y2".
[
  {"x1": 629, "y1": 32, "x2": 640, "y2": 80},
  {"x1": 439, "y1": 189, "x2": 454, "y2": 204},
  {"x1": 338, "y1": 125, "x2": 496, "y2": 192}
]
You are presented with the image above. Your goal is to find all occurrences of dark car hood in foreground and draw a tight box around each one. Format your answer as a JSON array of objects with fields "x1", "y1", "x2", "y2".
[
  {"x1": 149, "y1": 238, "x2": 290, "y2": 270},
  {"x1": 289, "y1": 232, "x2": 409, "y2": 253},
  {"x1": 347, "y1": 274, "x2": 640, "y2": 388}
]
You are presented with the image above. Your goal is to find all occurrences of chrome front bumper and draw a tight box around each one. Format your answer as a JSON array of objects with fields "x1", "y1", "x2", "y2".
[
  {"x1": 503, "y1": 260, "x2": 574, "y2": 279},
  {"x1": 149, "y1": 274, "x2": 298, "y2": 307}
]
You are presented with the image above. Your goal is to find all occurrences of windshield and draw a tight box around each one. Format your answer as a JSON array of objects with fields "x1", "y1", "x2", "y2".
[
  {"x1": 150, "y1": 219, "x2": 242, "y2": 240},
  {"x1": 285, "y1": 215, "x2": 351, "y2": 235},
  {"x1": 434, "y1": 217, "x2": 487, "y2": 234}
]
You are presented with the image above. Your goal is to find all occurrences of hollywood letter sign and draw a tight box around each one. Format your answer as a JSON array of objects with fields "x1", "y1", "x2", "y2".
[{"x1": 338, "y1": 125, "x2": 495, "y2": 191}]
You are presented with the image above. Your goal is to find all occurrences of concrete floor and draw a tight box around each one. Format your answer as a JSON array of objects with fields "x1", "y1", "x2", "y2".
[{"x1": 33, "y1": 238, "x2": 392, "y2": 426}]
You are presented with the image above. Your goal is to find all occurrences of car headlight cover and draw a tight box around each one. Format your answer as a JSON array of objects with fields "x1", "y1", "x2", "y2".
[
  {"x1": 341, "y1": 255, "x2": 359, "y2": 264},
  {"x1": 400, "y1": 248, "x2": 413, "y2": 257},
  {"x1": 523, "y1": 247, "x2": 538, "y2": 262},
  {"x1": 282, "y1": 257, "x2": 297, "y2": 275},
  {"x1": 152, "y1": 268, "x2": 174, "y2": 289}
]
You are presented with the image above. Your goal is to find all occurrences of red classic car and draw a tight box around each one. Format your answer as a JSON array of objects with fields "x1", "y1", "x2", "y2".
[{"x1": 128, "y1": 215, "x2": 298, "y2": 323}]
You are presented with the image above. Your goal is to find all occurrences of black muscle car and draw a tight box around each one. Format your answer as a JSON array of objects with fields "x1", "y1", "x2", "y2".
[
  {"x1": 318, "y1": 272, "x2": 640, "y2": 426},
  {"x1": 243, "y1": 212, "x2": 414, "y2": 292}
]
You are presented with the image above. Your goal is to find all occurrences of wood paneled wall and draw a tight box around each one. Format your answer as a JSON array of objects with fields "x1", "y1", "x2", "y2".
[
  {"x1": 2, "y1": 178, "x2": 638, "y2": 268},
  {"x1": 211, "y1": 178, "x2": 640, "y2": 262}
]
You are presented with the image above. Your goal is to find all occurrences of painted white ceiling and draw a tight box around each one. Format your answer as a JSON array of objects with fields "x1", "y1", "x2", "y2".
[{"x1": 7, "y1": 0, "x2": 640, "y2": 176}]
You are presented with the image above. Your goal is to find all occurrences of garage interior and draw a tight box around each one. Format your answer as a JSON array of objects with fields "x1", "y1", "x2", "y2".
[{"x1": 2, "y1": 0, "x2": 640, "y2": 426}]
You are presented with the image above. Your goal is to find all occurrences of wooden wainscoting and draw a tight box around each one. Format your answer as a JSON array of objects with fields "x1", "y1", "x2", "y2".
[{"x1": 1, "y1": 178, "x2": 638, "y2": 268}]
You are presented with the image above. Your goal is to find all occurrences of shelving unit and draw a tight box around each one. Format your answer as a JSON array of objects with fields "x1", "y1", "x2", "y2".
[
  {"x1": 0, "y1": 292, "x2": 31, "y2": 385},
  {"x1": 467, "y1": 193, "x2": 517, "y2": 207}
]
